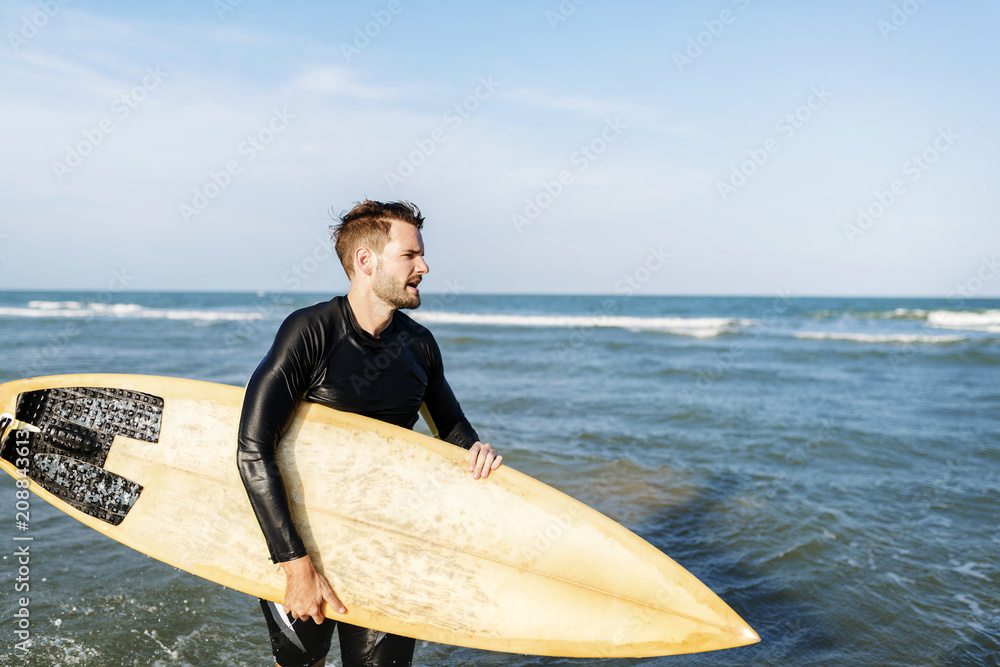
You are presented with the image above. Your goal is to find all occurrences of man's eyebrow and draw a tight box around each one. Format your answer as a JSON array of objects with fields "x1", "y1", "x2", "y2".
[{"x1": 400, "y1": 247, "x2": 423, "y2": 254}]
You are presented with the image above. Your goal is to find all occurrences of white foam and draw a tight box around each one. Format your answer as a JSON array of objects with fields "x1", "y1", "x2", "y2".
[
  {"x1": 794, "y1": 332, "x2": 966, "y2": 344},
  {"x1": 927, "y1": 309, "x2": 1000, "y2": 333},
  {"x1": 27, "y1": 300, "x2": 85, "y2": 310},
  {"x1": 409, "y1": 311, "x2": 752, "y2": 338},
  {"x1": 0, "y1": 301, "x2": 264, "y2": 322},
  {"x1": 884, "y1": 308, "x2": 928, "y2": 319}
]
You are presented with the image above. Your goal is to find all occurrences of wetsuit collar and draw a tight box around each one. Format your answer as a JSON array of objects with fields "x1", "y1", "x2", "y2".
[{"x1": 341, "y1": 296, "x2": 398, "y2": 347}]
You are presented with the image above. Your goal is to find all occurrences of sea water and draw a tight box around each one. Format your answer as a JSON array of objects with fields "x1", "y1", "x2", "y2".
[{"x1": 0, "y1": 291, "x2": 997, "y2": 666}]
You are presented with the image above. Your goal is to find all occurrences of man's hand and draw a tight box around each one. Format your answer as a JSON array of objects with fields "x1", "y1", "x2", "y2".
[
  {"x1": 280, "y1": 555, "x2": 346, "y2": 624},
  {"x1": 468, "y1": 441, "x2": 502, "y2": 479}
]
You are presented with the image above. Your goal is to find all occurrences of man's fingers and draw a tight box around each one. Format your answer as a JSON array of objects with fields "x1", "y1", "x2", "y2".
[
  {"x1": 308, "y1": 604, "x2": 325, "y2": 625},
  {"x1": 480, "y1": 451, "x2": 496, "y2": 478},
  {"x1": 481, "y1": 453, "x2": 503, "y2": 478},
  {"x1": 282, "y1": 560, "x2": 345, "y2": 624},
  {"x1": 474, "y1": 446, "x2": 490, "y2": 478},
  {"x1": 325, "y1": 589, "x2": 347, "y2": 615},
  {"x1": 468, "y1": 442, "x2": 502, "y2": 479}
]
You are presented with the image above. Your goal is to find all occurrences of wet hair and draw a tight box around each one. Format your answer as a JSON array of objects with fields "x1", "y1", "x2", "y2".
[{"x1": 330, "y1": 200, "x2": 424, "y2": 278}]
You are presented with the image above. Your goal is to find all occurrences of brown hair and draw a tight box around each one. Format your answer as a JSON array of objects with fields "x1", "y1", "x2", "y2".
[{"x1": 330, "y1": 200, "x2": 424, "y2": 278}]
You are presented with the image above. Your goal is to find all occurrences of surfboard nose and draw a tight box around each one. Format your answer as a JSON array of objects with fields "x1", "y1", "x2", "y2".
[
  {"x1": 730, "y1": 613, "x2": 761, "y2": 646},
  {"x1": 720, "y1": 600, "x2": 759, "y2": 646},
  {"x1": 704, "y1": 591, "x2": 760, "y2": 652},
  {"x1": 615, "y1": 591, "x2": 759, "y2": 657}
]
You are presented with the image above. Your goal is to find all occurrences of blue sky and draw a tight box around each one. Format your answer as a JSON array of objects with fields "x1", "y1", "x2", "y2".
[{"x1": 1, "y1": 0, "x2": 997, "y2": 296}]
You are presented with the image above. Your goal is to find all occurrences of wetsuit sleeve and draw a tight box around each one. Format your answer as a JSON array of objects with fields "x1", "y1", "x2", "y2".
[
  {"x1": 237, "y1": 310, "x2": 324, "y2": 563},
  {"x1": 421, "y1": 335, "x2": 480, "y2": 449}
]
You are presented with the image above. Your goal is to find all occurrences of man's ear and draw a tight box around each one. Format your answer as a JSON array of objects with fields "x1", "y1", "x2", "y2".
[{"x1": 354, "y1": 246, "x2": 376, "y2": 277}]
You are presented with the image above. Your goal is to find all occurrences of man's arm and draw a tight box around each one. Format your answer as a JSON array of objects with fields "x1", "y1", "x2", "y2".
[
  {"x1": 420, "y1": 336, "x2": 502, "y2": 479},
  {"x1": 236, "y1": 309, "x2": 346, "y2": 621}
]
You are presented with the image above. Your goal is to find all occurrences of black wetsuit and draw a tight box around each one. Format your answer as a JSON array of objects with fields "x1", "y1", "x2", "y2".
[{"x1": 237, "y1": 296, "x2": 479, "y2": 667}]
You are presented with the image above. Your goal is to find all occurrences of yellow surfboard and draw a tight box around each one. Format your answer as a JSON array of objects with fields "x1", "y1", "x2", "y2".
[{"x1": 0, "y1": 374, "x2": 758, "y2": 658}]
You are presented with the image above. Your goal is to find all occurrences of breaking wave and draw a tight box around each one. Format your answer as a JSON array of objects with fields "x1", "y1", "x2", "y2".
[
  {"x1": 409, "y1": 311, "x2": 755, "y2": 338},
  {"x1": 0, "y1": 300, "x2": 264, "y2": 322}
]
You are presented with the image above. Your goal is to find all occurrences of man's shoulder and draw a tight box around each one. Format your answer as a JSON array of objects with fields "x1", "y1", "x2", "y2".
[{"x1": 275, "y1": 297, "x2": 347, "y2": 341}]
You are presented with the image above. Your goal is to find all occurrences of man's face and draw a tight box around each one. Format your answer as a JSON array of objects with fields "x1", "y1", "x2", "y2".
[{"x1": 371, "y1": 221, "x2": 428, "y2": 310}]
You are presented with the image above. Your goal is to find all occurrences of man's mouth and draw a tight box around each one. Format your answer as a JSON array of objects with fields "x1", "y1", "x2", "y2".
[{"x1": 406, "y1": 279, "x2": 421, "y2": 292}]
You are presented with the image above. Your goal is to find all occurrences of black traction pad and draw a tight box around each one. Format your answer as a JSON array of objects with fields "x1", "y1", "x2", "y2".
[
  {"x1": 16, "y1": 386, "x2": 163, "y2": 443},
  {"x1": 34, "y1": 420, "x2": 113, "y2": 467},
  {"x1": 36, "y1": 448, "x2": 141, "y2": 525},
  {"x1": 2, "y1": 385, "x2": 163, "y2": 525},
  {"x1": 1, "y1": 432, "x2": 143, "y2": 525}
]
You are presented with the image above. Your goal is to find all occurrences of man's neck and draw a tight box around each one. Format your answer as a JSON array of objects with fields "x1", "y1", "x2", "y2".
[{"x1": 346, "y1": 288, "x2": 395, "y2": 339}]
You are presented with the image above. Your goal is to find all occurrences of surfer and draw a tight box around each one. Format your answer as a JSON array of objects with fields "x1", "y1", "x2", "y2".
[{"x1": 237, "y1": 200, "x2": 502, "y2": 667}]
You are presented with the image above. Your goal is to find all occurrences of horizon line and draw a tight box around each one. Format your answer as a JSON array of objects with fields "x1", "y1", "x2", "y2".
[{"x1": 1, "y1": 288, "x2": 998, "y2": 301}]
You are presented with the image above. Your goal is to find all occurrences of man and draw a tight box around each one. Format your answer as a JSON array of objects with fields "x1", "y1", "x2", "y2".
[{"x1": 237, "y1": 200, "x2": 501, "y2": 667}]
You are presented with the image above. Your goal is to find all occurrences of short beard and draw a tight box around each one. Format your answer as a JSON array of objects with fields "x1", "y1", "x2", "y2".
[{"x1": 372, "y1": 264, "x2": 420, "y2": 310}]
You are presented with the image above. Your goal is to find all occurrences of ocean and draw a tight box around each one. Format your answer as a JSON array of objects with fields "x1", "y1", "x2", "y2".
[{"x1": 0, "y1": 291, "x2": 997, "y2": 666}]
